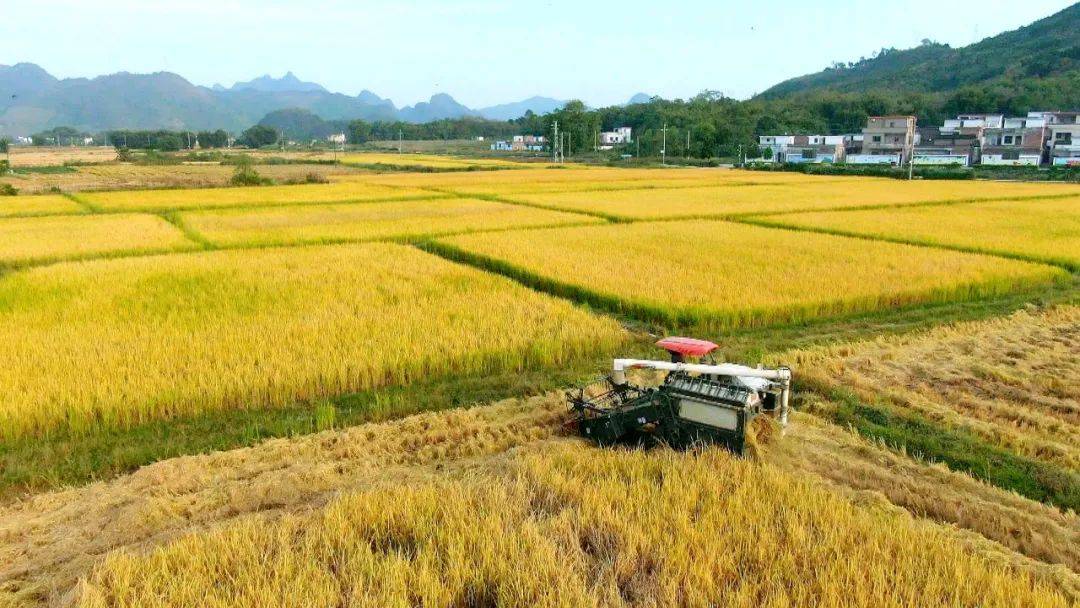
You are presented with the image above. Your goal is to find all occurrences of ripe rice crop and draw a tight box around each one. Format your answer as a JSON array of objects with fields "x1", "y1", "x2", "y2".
[
  {"x1": 80, "y1": 182, "x2": 442, "y2": 212},
  {"x1": 180, "y1": 198, "x2": 602, "y2": 247},
  {"x1": 506, "y1": 180, "x2": 1080, "y2": 220},
  {"x1": 0, "y1": 243, "x2": 625, "y2": 441},
  {"x1": 74, "y1": 442, "x2": 1073, "y2": 607},
  {"x1": 754, "y1": 197, "x2": 1080, "y2": 270},
  {"x1": 338, "y1": 152, "x2": 524, "y2": 169},
  {"x1": 0, "y1": 194, "x2": 84, "y2": 217},
  {"x1": 787, "y1": 305, "x2": 1080, "y2": 472},
  {"x1": 0, "y1": 213, "x2": 197, "y2": 267},
  {"x1": 353, "y1": 166, "x2": 831, "y2": 194},
  {"x1": 432, "y1": 220, "x2": 1066, "y2": 328}
]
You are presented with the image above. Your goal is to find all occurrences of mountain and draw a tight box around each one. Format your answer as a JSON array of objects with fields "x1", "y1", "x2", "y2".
[
  {"x1": 229, "y1": 71, "x2": 328, "y2": 93},
  {"x1": 0, "y1": 66, "x2": 401, "y2": 135},
  {"x1": 0, "y1": 63, "x2": 58, "y2": 108},
  {"x1": 625, "y1": 93, "x2": 653, "y2": 105},
  {"x1": 0, "y1": 65, "x2": 565, "y2": 135},
  {"x1": 398, "y1": 93, "x2": 476, "y2": 123},
  {"x1": 758, "y1": 3, "x2": 1080, "y2": 99},
  {"x1": 477, "y1": 96, "x2": 566, "y2": 120},
  {"x1": 257, "y1": 108, "x2": 346, "y2": 141}
]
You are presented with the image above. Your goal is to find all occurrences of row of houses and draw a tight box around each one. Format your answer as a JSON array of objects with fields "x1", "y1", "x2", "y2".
[
  {"x1": 758, "y1": 111, "x2": 1080, "y2": 167},
  {"x1": 490, "y1": 134, "x2": 547, "y2": 152},
  {"x1": 490, "y1": 127, "x2": 633, "y2": 153}
]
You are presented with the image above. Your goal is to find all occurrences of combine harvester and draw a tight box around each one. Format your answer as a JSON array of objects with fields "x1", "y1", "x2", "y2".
[{"x1": 567, "y1": 337, "x2": 792, "y2": 454}]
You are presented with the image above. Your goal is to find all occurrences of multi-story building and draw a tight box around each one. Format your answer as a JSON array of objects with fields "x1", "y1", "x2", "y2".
[
  {"x1": 856, "y1": 115, "x2": 917, "y2": 164},
  {"x1": 756, "y1": 134, "x2": 854, "y2": 163},
  {"x1": 981, "y1": 115, "x2": 1047, "y2": 166},
  {"x1": 784, "y1": 135, "x2": 846, "y2": 163},
  {"x1": 913, "y1": 127, "x2": 978, "y2": 166},
  {"x1": 599, "y1": 127, "x2": 632, "y2": 145},
  {"x1": 757, "y1": 135, "x2": 794, "y2": 161},
  {"x1": 1032, "y1": 111, "x2": 1080, "y2": 166}
]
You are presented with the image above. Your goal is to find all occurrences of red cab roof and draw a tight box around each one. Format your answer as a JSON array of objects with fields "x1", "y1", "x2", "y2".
[{"x1": 655, "y1": 337, "x2": 718, "y2": 357}]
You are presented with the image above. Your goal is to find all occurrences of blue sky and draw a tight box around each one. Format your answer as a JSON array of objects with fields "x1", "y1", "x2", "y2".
[{"x1": 2, "y1": 0, "x2": 1074, "y2": 107}]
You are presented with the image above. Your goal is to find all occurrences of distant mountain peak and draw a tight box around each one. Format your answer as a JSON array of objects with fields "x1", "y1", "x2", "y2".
[
  {"x1": 477, "y1": 95, "x2": 566, "y2": 120},
  {"x1": 230, "y1": 72, "x2": 328, "y2": 94},
  {"x1": 626, "y1": 92, "x2": 653, "y2": 105}
]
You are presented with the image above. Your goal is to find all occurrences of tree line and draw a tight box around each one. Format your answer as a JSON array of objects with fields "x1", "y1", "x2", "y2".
[{"x1": 21, "y1": 71, "x2": 1078, "y2": 159}]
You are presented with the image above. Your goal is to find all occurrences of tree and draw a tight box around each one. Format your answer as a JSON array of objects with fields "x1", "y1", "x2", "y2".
[{"x1": 238, "y1": 125, "x2": 278, "y2": 148}]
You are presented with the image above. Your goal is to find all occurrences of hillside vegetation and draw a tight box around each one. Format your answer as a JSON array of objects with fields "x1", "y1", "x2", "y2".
[{"x1": 758, "y1": 4, "x2": 1080, "y2": 101}]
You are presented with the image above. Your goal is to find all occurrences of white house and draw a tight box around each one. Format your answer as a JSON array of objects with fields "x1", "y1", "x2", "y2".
[{"x1": 599, "y1": 127, "x2": 632, "y2": 145}]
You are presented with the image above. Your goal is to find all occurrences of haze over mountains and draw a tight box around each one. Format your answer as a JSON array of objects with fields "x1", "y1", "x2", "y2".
[
  {"x1": 0, "y1": 63, "x2": 635, "y2": 136},
  {"x1": 1, "y1": 3, "x2": 1076, "y2": 138}
]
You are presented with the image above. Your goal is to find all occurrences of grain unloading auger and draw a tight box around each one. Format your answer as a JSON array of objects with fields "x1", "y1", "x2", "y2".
[{"x1": 567, "y1": 337, "x2": 792, "y2": 454}]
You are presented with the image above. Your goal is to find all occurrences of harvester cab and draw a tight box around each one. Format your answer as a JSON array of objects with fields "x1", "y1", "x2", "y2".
[{"x1": 567, "y1": 337, "x2": 791, "y2": 454}]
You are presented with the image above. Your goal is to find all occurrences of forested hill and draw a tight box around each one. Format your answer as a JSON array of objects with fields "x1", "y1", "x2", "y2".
[{"x1": 757, "y1": 3, "x2": 1080, "y2": 99}]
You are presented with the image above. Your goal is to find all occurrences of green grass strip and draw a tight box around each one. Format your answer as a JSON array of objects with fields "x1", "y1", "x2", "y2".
[{"x1": 804, "y1": 380, "x2": 1080, "y2": 511}]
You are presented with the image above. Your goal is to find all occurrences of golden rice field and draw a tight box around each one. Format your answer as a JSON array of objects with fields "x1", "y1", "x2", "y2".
[
  {"x1": 0, "y1": 213, "x2": 197, "y2": 267},
  {"x1": 73, "y1": 442, "x2": 1073, "y2": 608},
  {"x1": 349, "y1": 166, "x2": 850, "y2": 194},
  {"x1": 504, "y1": 180, "x2": 1080, "y2": 220},
  {"x1": 338, "y1": 152, "x2": 528, "y2": 169},
  {"x1": 0, "y1": 194, "x2": 83, "y2": 217},
  {"x1": 755, "y1": 197, "x2": 1080, "y2": 270},
  {"x1": 0, "y1": 243, "x2": 625, "y2": 441},
  {"x1": 433, "y1": 220, "x2": 1066, "y2": 328},
  {"x1": 79, "y1": 181, "x2": 442, "y2": 212},
  {"x1": 3, "y1": 309, "x2": 1079, "y2": 606},
  {"x1": 180, "y1": 198, "x2": 602, "y2": 247}
]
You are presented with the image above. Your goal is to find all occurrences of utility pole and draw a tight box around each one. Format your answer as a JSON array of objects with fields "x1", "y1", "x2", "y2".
[
  {"x1": 661, "y1": 123, "x2": 667, "y2": 166},
  {"x1": 398, "y1": 129, "x2": 403, "y2": 154},
  {"x1": 907, "y1": 128, "x2": 915, "y2": 180},
  {"x1": 552, "y1": 121, "x2": 559, "y2": 163},
  {"x1": 686, "y1": 129, "x2": 690, "y2": 159}
]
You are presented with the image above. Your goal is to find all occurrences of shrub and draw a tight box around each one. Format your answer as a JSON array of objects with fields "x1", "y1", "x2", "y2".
[{"x1": 230, "y1": 158, "x2": 272, "y2": 186}]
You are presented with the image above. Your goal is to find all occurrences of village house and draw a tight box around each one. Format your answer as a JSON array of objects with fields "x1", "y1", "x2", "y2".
[
  {"x1": 981, "y1": 115, "x2": 1047, "y2": 166},
  {"x1": 852, "y1": 115, "x2": 917, "y2": 165},
  {"x1": 1034, "y1": 110, "x2": 1080, "y2": 166}
]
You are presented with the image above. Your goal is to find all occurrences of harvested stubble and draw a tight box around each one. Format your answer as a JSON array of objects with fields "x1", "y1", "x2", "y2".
[
  {"x1": 786, "y1": 305, "x2": 1080, "y2": 471},
  {"x1": 432, "y1": 220, "x2": 1066, "y2": 328},
  {"x1": 505, "y1": 180, "x2": 1080, "y2": 220},
  {"x1": 80, "y1": 181, "x2": 441, "y2": 212},
  {"x1": 0, "y1": 394, "x2": 571, "y2": 606},
  {"x1": 774, "y1": 410, "x2": 1080, "y2": 577},
  {"x1": 180, "y1": 198, "x2": 602, "y2": 247},
  {"x1": 0, "y1": 195, "x2": 84, "y2": 218},
  {"x1": 754, "y1": 197, "x2": 1080, "y2": 270},
  {"x1": 0, "y1": 213, "x2": 196, "y2": 267},
  {"x1": 0, "y1": 243, "x2": 625, "y2": 441},
  {"x1": 72, "y1": 441, "x2": 1074, "y2": 608}
]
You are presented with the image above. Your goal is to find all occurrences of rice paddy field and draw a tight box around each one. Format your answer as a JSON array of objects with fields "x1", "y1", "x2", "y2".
[
  {"x1": 180, "y1": 198, "x2": 601, "y2": 247},
  {"x1": 501, "y1": 180, "x2": 1080, "y2": 220},
  {"x1": 0, "y1": 213, "x2": 196, "y2": 267},
  {"x1": 433, "y1": 220, "x2": 1066, "y2": 327},
  {"x1": 754, "y1": 196, "x2": 1080, "y2": 270},
  {"x1": 0, "y1": 194, "x2": 83, "y2": 217},
  {"x1": 79, "y1": 181, "x2": 441, "y2": 212},
  {"x1": 0, "y1": 163, "x2": 1077, "y2": 607},
  {"x1": 0, "y1": 243, "x2": 625, "y2": 441},
  {"x1": 338, "y1": 152, "x2": 532, "y2": 170}
]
